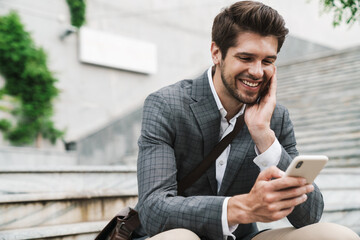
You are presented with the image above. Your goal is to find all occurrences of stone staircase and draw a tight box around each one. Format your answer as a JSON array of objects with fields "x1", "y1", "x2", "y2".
[
  {"x1": 1, "y1": 166, "x2": 358, "y2": 239},
  {"x1": 277, "y1": 46, "x2": 360, "y2": 167},
  {"x1": 260, "y1": 45, "x2": 360, "y2": 235},
  {"x1": 0, "y1": 166, "x2": 138, "y2": 239},
  {"x1": 318, "y1": 168, "x2": 360, "y2": 232},
  {"x1": 1, "y1": 45, "x2": 360, "y2": 239}
]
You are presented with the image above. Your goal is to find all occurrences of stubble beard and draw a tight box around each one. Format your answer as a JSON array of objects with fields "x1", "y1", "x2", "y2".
[{"x1": 220, "y1": 64, "x2": 259, "y2": 105}]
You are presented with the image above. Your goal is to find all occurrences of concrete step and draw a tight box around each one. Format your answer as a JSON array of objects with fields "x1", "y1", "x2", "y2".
[
  {"x1": 0, "y1": 192, "x2": 137, "y2": 231},
  {"x1": 317, "y1": 168, "x2": 360, "y2": 213},
  {"x1": 277, "y1": 46, "x2": 360, "y2": 79},
  {"x1": 0, "y1": 146, "x2": 77, "y2": 167},
  {"x1": 278, "y1": 72, "x2": 360, "y2": 100},
  {"x1": 279, "y1": 64, "x2": 360, "y2": 91},
  {"x1": 0, "y1": 165, "x2": 137, "y2": 194},
  {"x1": 0, "y1": 166, "x2": 138, "y2": 231},
  {"x1": 0, "y1": 221, "x2": 106, "y2": 240}
]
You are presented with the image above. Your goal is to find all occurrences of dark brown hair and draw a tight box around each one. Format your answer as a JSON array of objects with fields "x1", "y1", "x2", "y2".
[{"x1": 212, "y1": 1, "x2": 289, "y2": 58}]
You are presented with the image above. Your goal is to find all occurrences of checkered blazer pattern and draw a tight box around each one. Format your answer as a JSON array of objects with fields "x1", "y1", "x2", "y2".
[{"x1": 135, "y1": 70, "x2": 324, "y2": 240}]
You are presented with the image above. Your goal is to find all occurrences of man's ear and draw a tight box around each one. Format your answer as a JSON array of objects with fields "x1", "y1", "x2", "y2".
[{"x1": 211, "y1": 42, "x2": 222, "y2": 65}]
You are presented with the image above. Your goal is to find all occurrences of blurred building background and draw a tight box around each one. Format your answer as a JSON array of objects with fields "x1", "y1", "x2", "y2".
[{"x1": 0, "y1": 0, "x2": 359, "y2": 239}]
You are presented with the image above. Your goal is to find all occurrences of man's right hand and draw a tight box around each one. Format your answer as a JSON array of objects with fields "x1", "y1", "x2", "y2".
[{"x1": 227, "y1": 166, "x2": 315, "y2": 226}]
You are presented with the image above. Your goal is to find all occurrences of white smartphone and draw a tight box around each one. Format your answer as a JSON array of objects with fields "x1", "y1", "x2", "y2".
[{"x1": 285, "y1": 155, "x2": 328, "y2": 184}]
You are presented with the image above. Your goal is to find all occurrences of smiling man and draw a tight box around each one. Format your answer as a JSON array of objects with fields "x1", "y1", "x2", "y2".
[{"x1": 133, "y1": 1, "x2": 359, "y2": 240}]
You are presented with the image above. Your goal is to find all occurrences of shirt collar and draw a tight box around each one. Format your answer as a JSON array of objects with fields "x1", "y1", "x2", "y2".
[{"x1": 207, "y1": 66, "x2": 245, "y2": 122}]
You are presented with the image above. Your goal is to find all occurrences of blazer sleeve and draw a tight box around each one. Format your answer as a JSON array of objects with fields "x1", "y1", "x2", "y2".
[
  {"x1": 136, "y1": 92, "x2": 225, "y2": 239},
  {"x1": 275, "y1": 106, "x2": 324, "y2": 227}
]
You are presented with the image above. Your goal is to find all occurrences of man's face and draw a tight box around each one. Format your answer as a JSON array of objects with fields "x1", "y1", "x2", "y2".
[{"x1": 217, "y1": 32, "x2": 278, "y2": 105}]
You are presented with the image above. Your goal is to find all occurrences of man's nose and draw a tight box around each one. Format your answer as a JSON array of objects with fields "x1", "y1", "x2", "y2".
[{"x1": 248, "y1": 61, "x2": 264, "y2": 80}]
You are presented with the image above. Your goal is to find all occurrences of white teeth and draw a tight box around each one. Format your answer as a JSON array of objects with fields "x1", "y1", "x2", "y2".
[{"x1": 242, "y1": 80, "x2": 259, "y2": 87}]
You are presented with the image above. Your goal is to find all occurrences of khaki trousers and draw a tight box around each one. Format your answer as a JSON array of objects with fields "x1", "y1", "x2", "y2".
[{"x1": 147, "y1": 223, "x2": 360, "y2": 240}]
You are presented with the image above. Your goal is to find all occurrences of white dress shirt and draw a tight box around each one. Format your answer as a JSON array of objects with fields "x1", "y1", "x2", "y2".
[{"x1": 207, "y1": 67, "x2": 282, "y2": 239}]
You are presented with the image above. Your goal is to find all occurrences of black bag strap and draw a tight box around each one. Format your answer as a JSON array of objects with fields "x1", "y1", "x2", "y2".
[{"x1": 178, "y1": 113, "x2": 245, "y2": 195}]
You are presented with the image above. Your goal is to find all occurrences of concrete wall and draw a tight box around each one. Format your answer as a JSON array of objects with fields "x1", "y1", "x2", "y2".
[
  {"x1": 0, "y1": 0, "x2": 222, "y2": 146},
  {"x1": 0, "y1": 0, "x2": 338, "y2": 164},
  {"x1": 76, "y1": 108, "x2": 142, "y2": 165},
  {"x1": 0, "y1": 0, "x2": 334, "y2": 148}
]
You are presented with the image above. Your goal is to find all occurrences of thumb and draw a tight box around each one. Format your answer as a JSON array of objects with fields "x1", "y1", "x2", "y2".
[{"x1": 257, "y1": 166, "x2": 284, "y2": 181}]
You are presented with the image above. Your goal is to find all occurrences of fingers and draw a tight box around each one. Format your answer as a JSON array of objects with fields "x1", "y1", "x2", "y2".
[
  {"x1": 257, "y1": 166, "x2": 284, "y2": 181},
  {"x1": 270, "y1": 175, "x2": 307, "y2": 190},
  {"x1": 259, "y1": 206, "x2": 295, "y2": 223},
  {"x1": 260, "y1": 66, "x2": 277, "y2": 104},
  {"x1": 260, "y1": 189, "x2": 310, "y2": 222},
  {"x1": 257, "y1": 166, "x2": 315, "y2": 204},
  {"x1": 278, "y1": 184, "x2": 314, "y2": 200},
  {"x1": 267, "y1": 193, "x2": 308, "y2": 213},
  {"x1": 257, "y1": 166, "x2": 315, "y2": 192},
  {"x1": 239, "y1": 164, "x2": 316, "y2": 223},
  {"x1": 269, "y1": 207, "x2": 294, "y2": 222},
  {"x1": 268, "y1": 66, "x2": 277, "y2": 97},
  {"x1": 264, "y1": 184, "x2": 314, "y2": 204},
  {"x1": 232, "y1": 167, "x2": 315, "y2": 224},
  {"x1": 261, "y1": 66, "x2": 277, "y2": 108}
]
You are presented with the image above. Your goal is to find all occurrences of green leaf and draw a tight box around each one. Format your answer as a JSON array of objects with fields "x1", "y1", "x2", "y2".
[{"x1": 0, "y1": 11, "x2": 63, "y2": 146}]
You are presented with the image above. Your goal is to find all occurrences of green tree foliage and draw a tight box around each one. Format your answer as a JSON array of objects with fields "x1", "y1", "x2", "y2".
[
  {"x1": 0, "y1": 11, "x2": 63, "y2": 146},
  {"x1": 66, "y1": 0, "x2": 86, "y2": 28},
  {"x1": 320, "y1": 0, "x2": 360, "y2": 26}
]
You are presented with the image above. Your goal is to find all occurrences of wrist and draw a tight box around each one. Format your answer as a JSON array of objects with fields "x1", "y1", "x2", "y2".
[
  {"x1": 250, "y1": 128, "x2": 275, "y2": 153},
  {"x1": 227, "y1": 194, "x2": 253, "y2": 226}
]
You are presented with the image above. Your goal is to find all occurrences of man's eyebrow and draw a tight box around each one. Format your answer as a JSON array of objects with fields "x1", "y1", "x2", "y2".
[{"x1": 235, "y1": 52, "x2": 277, "y2": 60}]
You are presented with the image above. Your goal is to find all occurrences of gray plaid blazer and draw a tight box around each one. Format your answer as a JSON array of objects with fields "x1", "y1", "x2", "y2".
[{"x1": 134, "y1": 70, "x2": 324, "y2": 240}]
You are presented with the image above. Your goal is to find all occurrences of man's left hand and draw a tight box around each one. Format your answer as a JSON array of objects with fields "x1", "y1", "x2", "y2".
[{"x1": 245, "y1": 66, "x2": 277, "y2": 153}]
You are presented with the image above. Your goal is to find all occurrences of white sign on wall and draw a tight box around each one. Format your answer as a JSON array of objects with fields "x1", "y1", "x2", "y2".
[{"x1": 79, "y1": 27, "x2": 157, "y2": 74}]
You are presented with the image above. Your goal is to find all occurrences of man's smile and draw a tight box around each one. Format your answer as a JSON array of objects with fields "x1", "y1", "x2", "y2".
[{"x1": 241, "y1": 79, "x2": 260, "y2": 87}]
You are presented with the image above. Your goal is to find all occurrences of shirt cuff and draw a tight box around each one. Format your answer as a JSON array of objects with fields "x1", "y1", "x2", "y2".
[
  {"x1": 253, "y1": 138, "x2": 281, "y2": 171},
  {"x1": 222, "y1": 197, "x2": 238, "y2": 240}
]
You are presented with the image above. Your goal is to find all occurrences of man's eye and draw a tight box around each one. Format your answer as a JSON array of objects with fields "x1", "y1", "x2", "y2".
[
  {"x1": 239, "y1": 57, "x2": 251, "y2": 61},
  {"x1": 263, "y1": 60, "x2": 274, "y2": 65}
]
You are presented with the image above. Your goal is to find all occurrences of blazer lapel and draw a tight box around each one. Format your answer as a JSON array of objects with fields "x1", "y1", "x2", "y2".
[
  {"x1": 189, "y1": 71, "x2": 220, "y2": 194},
  {"x1": 218, "y1": 125, "x2": 253, "y2": 196}
]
